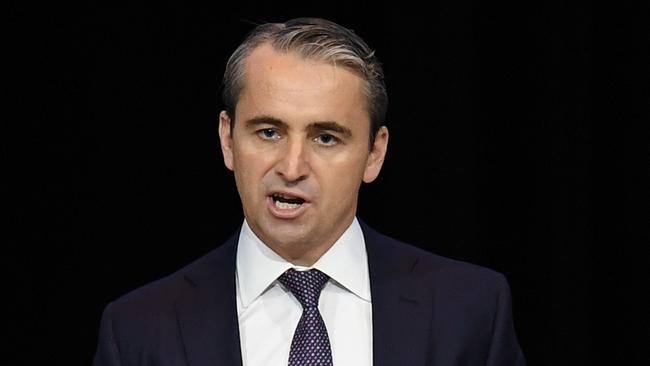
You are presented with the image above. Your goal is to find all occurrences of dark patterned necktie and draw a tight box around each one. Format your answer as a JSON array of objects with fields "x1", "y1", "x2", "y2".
[{"x1": 278, "y1": 268, "x2": 333, "y2": 366}]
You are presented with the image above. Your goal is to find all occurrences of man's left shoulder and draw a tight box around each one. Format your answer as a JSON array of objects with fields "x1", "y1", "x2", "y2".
[
  {"x1": 362, "y1": 222, "x2": 511, "y2": 295},
  {"x1": 411, "y1": 239, "x2": 507, "y2": 288}
]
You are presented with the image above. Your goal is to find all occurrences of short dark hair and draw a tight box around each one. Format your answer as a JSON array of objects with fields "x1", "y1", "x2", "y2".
[{"x1": 222, "y1": 18, "x2": 388, "y2": 148}]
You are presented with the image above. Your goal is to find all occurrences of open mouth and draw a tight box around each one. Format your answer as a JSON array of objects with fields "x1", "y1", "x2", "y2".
[{"x1": 271, "y1": 193, "x2": 306, "y2": 209}]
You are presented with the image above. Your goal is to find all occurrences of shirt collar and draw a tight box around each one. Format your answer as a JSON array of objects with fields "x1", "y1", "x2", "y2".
[{"x1": 236, "y1": 217, "x2": 371, "y2": 309}]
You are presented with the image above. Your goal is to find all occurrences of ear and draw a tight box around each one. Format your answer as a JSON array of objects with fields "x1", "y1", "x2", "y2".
[
  {"x1": 218, "y1": 110, "x2": 235, "y2": 171},
  {"x1": 363, "y1": 126, "x2": 389, "y2": 183}
]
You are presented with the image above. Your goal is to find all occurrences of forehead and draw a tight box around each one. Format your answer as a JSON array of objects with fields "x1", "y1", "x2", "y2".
[{"x1": 236, "y1": 43, "x2": 369, "y2": 128}]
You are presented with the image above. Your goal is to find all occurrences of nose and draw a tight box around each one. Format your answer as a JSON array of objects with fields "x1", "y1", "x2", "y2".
[{"x1": 275, "y1": 137, "x2": 310, "y2": 183}]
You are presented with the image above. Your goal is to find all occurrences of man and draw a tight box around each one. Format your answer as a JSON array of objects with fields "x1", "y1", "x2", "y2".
[{"x1": 93, "y1": 18, "x2": 525, "y2": 366}]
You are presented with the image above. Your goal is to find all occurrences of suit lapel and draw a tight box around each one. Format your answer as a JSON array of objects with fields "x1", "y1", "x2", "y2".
[
  {"x1": 362, "y1": 222, "x2": 433, "y2": 366},
  {"x1": 175, "y1": 232, "x2": 243, "y2": 366},
  {"x1": 173, "y1": 222, "x2": 432, "y2": 366}
]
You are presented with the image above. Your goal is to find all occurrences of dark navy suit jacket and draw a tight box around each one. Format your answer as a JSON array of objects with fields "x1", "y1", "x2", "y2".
[{"x1": 92, "y1": 222, "x2": 526, "y2": 366}]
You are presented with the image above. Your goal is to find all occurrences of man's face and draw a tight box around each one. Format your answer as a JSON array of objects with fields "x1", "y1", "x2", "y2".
[{"x1": 219, "y1": 43, "x2": 388, "y2": 263}]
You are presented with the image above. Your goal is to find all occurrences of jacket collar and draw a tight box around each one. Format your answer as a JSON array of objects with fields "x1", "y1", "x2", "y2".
[
  {"x1": 175, "y1": 221, "x2": 432, "y2": 366},
  {"x1": 175, "y1": 229, "x2": 243, "y2": 366},
  {"x1": 360, "y1": 220, "x2": 433, "y2": 366}
]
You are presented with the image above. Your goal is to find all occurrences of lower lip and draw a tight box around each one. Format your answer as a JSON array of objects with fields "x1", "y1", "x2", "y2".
[{"x1": 267, "y1": 196, "x2": 311, "y2": 219}]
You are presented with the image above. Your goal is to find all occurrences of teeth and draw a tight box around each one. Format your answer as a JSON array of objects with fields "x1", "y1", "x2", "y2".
[{"x1": 275, "y1": 200, "x2": 301, "y2": 209}]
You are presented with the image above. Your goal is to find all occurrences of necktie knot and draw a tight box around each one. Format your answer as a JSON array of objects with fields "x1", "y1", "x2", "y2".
[{"x1": 278, "y1": 268, "x2": 329, "y2": 308}]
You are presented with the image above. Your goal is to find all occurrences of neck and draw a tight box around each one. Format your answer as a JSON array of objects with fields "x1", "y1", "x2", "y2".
[
  {"x1": 276, "y1": 242, "x2": 336, "y2": 267},
  {"x1": 251, "y1": 215, "x2": 355, "y2": 267}
]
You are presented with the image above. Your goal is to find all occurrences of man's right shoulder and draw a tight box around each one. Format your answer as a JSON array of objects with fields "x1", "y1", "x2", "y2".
[
  {"x1": 104, "y1": 235, "x2": 238, "y2": 322},
  {"x1": 92, "y1": 233, "x2": 240, "y2": 365}
]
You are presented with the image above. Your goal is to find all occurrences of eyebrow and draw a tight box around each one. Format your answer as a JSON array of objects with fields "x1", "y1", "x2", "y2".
[
  {"x1": 310, "y1": 121, "x2": 352, "y2": 138},
  {"x1": 243, "y1": 115, "x2": 353, "y2": 137},
  {"x1": 244, "y1": 115, "x2": 286, "y2": 129}
]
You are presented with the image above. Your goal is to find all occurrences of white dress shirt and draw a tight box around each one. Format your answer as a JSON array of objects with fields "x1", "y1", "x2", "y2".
[{"x1": 236, "y1": 217, "x2": 373, "y2": 366}]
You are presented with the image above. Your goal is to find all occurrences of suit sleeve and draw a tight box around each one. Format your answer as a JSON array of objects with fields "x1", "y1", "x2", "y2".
[
  {"x1": 485, "y1": 275, "x2": 527, "y2": 366},
  {"x1": 92, "y1": 303, "x2": 124, "y2": 366}
]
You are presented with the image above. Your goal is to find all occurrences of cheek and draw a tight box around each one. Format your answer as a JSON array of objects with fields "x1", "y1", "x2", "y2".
[
  {"x1": 318, "y1": 155, "x2": 367, "y2": 199},
  {"x1": 234, "y1": 147, "x2": 276, "y2": 195},
  {"x1": 233, "y1": 141, "x2": 273, "y2": 172},
  {"x1": 232, "y1": 147, "x2": 271, "y2": 196}
]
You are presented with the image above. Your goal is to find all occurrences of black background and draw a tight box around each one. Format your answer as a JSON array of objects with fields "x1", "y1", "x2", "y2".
[{"x1": 5, "y1": 1, "x2": 648, "y2": 365}]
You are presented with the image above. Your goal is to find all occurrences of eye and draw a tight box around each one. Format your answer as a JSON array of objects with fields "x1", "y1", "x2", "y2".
[
  {"x1": 257, "y1": 128, "x2": 280, "y2": 140},
  {"x1": 314, "y1": 134, "x2": 339, "y2": 146}
]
